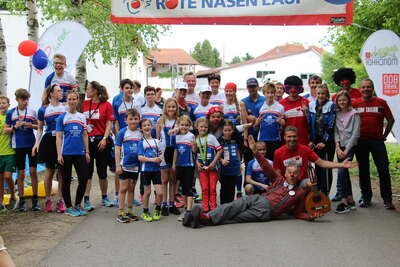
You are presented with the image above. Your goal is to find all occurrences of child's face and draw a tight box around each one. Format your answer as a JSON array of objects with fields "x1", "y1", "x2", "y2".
[
  {"x1": 53, "y1": 58, "x2": 66, "y2": 75},
  {"x1": 123, "y1": 84, "x2": 133, "y2": 98},
  {"x1": 51, "y1": 86, "x2": 63, "y2": 101},
  {"x1": 264, "y1": 89, "x2": 275, "y2": 101},
  {"x1": 255, "y1": 143, "x2": 266, "y2": 155},
  {"x1": 126, "y1": 114, "x2": 140, "y2": 129},
  {"x1": 141, "y1": 120, "x2": 152, "y2": 135},
  {"x1": 337, "y1": 95, "x2": 349, "y2": 110},
  {"x1": 67, "y1": 94, "x2": 78, "y2": 109},
  {"x1": 308, "y1": 78, "x2": 321, "y2": 91},
  {"x1": 16, "y1": 97, "x2": 29, "y2": 109},
  {"x1": 317, "y1": 88, "x2": 328, "y2": 103},
  {"x1": 179, "y1": 120, "x2": 190, "y2": 134},
  {"x1": 222, "y1": 126, "x2": 233, "y2": 138},
  {"x1": 197, "y1": 122, "x2": 208, "y2": 136},
  {"x1": 209, "y1": 112, "x2": 222, "y2": 125},
  {"x1": 166, "y1": 102, "x2": 177, "y2": 117},
  {"x1": 0, "y1": 99, "x2": 9, "y2": 111},
  {"x1": 145, "y1": 90, "x2": 156, "y2": 103}
]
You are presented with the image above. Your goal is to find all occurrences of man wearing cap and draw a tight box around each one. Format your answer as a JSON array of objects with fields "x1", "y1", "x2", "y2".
[
  {"x1": 208, "y1": 74, "x2": 226, "y2": 106},
  {"x1": 184, "y1": 72, "x2": 200, "y2": 111},
  {"x1": 175, "y1": 82, "x2": 191, "y2": 117},
  {"x1": 190, "y1": 85, "x2": 214, "y2": 122}
]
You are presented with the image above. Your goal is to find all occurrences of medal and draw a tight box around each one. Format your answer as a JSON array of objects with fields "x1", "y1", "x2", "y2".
[
  {"x1": 87, "y1": 124, "x2": 93, "y2": 133},
  {"x1": 289, "y1": 190, "x2": 295, "y2": 196}
]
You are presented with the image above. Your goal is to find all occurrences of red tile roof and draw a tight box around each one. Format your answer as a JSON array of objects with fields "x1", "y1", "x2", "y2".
[{"x1": 146, "y1": 48, "x2": 199, "y2": 65}]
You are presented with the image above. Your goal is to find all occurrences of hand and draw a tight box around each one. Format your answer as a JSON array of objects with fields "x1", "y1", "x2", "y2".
[
  {"x1": 168, "y1": 128, "x2": 178, "y2": 135},
  {"x1": 220, "y1": 159, "x2": 229, "y2": 166},
  {"x1": 208, "y1": 162, "x2": 216, "y2": 170},
  {"x1": 247, "y1": 115, "x2": 256, "y2": 124},
  {"x1": 247, "y1": 135, "x2": 257, "y2": 154},
  {"x1": 15, "y1": 121, "x2": 23, "y2": 128},
  {"x1": 308, "y1": 142, "x2": 315, "y2": 150},
  {"x1": 342, "y1": 158, "x2": 357, "y2": 169},
  {"x1": 58, "y1": 155, "x2": 64, "y2": 165},
  {"x1": 85, "y1": 152, "x2": 91, "y2": 163},
  {"x1": 254, "y1": 116, "x2": 264, "y2": 127},
  {"x1": 261, "y1": 184, "x2": 269, "y2": 191},
  {"x1": 243, "y1": 122, "x2": 253, "y2": 129},
  {"x1": 32, "y1": 145, "x2": 39, "y2": 157},
  {"x1": 276, "y1": 116, "x2": 285, "y2": 126},
  {"x1": 97, "y1": 139, "x2": 107, "y2": 151},
  {"x1": 315, "y1": 143, "x2": 326, "y2": 150},
  {"x1": 196, "y1": 162, "x2": 204, "y2": 170},
  {"x1": 153, "y1": 156, "x2": 162, "y2": 163},
  {"x1": 115, "y1": 166, "x2": 122, "y2": 176},
  {"x1": 24, "y1": 122, "x2": 33, "y2": 129}
]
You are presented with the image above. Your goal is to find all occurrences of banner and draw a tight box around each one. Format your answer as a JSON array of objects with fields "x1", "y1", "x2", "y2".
[
  {"x1": 111, "y1": 0, "x2": 354, "y2": 25},
  {"x1": 360, "y1": 30, "x2": 400, "y2": 144},
  {"x1": 29, "y1": 21, "x2": 91, "y2": 110}
]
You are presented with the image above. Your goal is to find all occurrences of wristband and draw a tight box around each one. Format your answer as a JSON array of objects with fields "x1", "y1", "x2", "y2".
[{"x1": 0, "y1": 247, "x2": 7, "y2": 252}]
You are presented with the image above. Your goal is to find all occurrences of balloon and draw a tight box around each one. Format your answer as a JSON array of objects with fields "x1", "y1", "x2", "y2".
[
  {"x1": 18, "y1": 40, "x2": 38, "y2": 56},
  {"x1": 32, "y1": 49, "x2": 49, "y2": 70}
]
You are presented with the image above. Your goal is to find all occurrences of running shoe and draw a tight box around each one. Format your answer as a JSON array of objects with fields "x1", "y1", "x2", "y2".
[
  {"x1": 102, "y1": 197, "x2": 114, "y2": 207},
  {"x1": 384, "y1": 200, "x2": 395, "y2": 210},
  {"x1": 132, "y1": 199, "x2": 142, "y2": 206},
  {"x1": 75, "y1": 206, "x2": 88, "y2": 216},
  {"x1": 141, "y1": 212, "x2": 153, "y2": 222},
  {"x1": 125, "y1": 209, "x2": 139, "y2": 221},
  {"x1": 174, "y1": 201, "x2": 184, "y2": 208},
  {"x1": 359, "y1": 198, "x2": 371, "y2": 208},
  {"x1": 66, "y1": 208, "x2": 80, "y2": 217},
  {"x1": 177, "y1": 212, "x2": 185, "y2": 222},
  {"x1": 195, "y1": 194, "x2": 202, "y2": 203},
  {"x1": 182, "y1": 212, "x2": 193, "y2": 227},
  {"x1": 56, "y1": 199, "x2": 66, "y2": 213},
  {"x1": 348, "y1": 200, "x2": 356, "y2": 210},
  {"x1": 17, "y1": 199, "x2": 27, "y2": 212},
  {"x1": 116, "y1": 213, "x2": 130, "y2": 223},
  {"x1": 113, "y1": 195, "x2": 119, "y2": 207},
  {"x1": 45, "y1": 199, "x2": 53, "y2": 212},
  {"x1": 169, "y1": 206, "x2": 181, "y2": 215},
  {"x1": 6, "y1": 198, "x2": 17, "y2": 210},
  {"x1": 161, "y1": 206, "x2": 169, "y2": 216},
  {"x1": 32, "y1": 198, "x2": 41, "y2": 211},
  {"x1": 335, "y1": 203, "x2": 350, "y2": 214},
  {"x1": 84, "y1": 200, "x2": 95, "y2": 211},
  {"x1": 152, "y1": 209, "x2": 161, "y2": 221}
]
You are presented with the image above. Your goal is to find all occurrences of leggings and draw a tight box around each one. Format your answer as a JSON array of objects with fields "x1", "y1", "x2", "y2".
[
  {"x1": 88, "y1": 137, "x2": 110, "y2": 179},
  {"x1": 199, "y1": 169, "x2": 218, "y2": 212},
  {"x1": 176, "y1": 166, "x2": 194, "y2": 197},
  {"x1": 62, "y1": 155, "x2": 88, "y2": 208},
  {"x1": 220, "y1": 174, "x2": 237, "y2": 204}
]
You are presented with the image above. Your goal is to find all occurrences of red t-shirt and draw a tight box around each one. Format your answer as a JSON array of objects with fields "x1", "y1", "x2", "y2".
[
  {"x1": 352, "y1": 97, "x2": 393, "y2": 140},
  {"x1": 81, "y1": 100, "x2": 115, "y2": 136},
  {"x1": 273, "y1": 144, "x2": 320, "y2": 181},
  {"x1": 332, "y1": 88, "x2": 361, "y2": 102},
  {"x1": 279, "y1": 96, "x2": 309, "y2": 145}
]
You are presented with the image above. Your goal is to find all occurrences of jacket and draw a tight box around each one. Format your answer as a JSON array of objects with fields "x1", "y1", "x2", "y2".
[
  {"x1": 308, "y1": 100, "x2": 336, "y2": 143},
  {"x1": 334, "y1": 110, "x2": 360, "y2": 151}
]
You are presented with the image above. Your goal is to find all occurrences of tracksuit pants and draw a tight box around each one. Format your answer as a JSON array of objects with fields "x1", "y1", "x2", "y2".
[
  {"x1": 62, "y1": 155, "x2": 88, "y2": 208},
  {"x1": 199, "y1": 169, "x2": 218, "y2": 211}
]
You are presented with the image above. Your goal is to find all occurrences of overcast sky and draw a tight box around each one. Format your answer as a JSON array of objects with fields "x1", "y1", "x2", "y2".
[{"x1": 157, "y1": 25, "x2": 332, "y2": 62}]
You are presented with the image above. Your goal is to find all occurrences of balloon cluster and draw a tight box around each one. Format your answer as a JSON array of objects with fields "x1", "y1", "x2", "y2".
[{"x1": 18, "y1": 40, "x2": 49, "y2": 70}]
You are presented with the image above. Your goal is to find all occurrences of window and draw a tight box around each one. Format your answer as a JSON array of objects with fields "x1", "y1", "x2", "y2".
[{"x1": 256, "y1": 70, "x2": 275, "y2": 78}]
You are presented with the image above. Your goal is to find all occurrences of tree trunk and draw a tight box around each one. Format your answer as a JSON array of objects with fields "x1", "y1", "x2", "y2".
[
  {"x1": 26, "y1": 0, "x2": 39, "y2": 42},
  {"x1": 75, "y1": 54, "x2": 87, "y2": 92},
  {"x1": 0, "y1": 18, "x2": 7, "y2": 95}
]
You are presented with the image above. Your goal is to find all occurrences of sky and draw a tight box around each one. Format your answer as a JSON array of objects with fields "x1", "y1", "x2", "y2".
[{"x1": 157, "y1": 25, "x2": 332, "y2": 62}]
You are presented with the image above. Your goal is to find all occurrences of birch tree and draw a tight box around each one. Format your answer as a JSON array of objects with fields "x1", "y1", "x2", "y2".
[{"x1": 0, "y1": 18, "x2": 7, "y2": 95}]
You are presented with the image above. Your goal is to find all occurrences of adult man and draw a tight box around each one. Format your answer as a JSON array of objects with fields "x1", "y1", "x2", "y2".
[
  {"x1": 353, "y1": 79, "x2": 395, "y2": 209},
  {"x1": 184, "y1": 72, "x2": 199, "y2": 111},
  {"x1": 331, "y1": 68, "x2": 361, "y2": 101},
  {"x1": 303, "y1": 75, "x2": 322, "y2": 103},
  {"x1": 208, "y1": 74, "x2": 225, "y2": 106}
]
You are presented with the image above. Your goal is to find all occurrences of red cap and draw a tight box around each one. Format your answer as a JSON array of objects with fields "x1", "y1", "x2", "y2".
[
  {"x1": 207, "y1": 106, "x2": 223, "y2": 117},
  {"x1": 224, "y1": 82, "x2": 237, "y2": 92}
]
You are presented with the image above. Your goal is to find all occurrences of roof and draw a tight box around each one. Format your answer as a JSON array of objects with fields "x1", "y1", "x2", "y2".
[
  {"x1": 146, "y1": 48, "x2": 199, "y2": 65},
  {"x1": 196, "y1": 44, "x2": 324, "y2": 77}
]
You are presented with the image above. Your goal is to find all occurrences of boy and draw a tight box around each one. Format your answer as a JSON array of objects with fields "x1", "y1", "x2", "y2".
[
  {"x1": 208, "y1": 74, "x2": 225, "y2": 106},
  {"x1": 45, "y1": 54, "x2": 77, "y2": 103},
  {"x1": 244, "y1": 142, "x2": 271, "y2": 195},
  {"x1": 0, "y1": 96, "x2": 16, "y2": 211},
  {"x1": 5, "y1": 89, "x2": 39, "y2": 211},
  {"x1": 140, "y1": 86, "x2": 163, "y2": 138}
]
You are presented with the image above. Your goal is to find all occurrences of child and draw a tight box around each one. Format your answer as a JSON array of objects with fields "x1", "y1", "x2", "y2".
[
  {"x1": 195, "y1": 117, "x2": 222, "y2": 212},
  {"x1": 56, "y1": 91, "x2": 90, "y2": 216},
  {"x1": 218, "y1": 120, "x2": 241, "y2": 204},
  {"x1": 255, "y1": 83, "x2": 285, "y2": 160},
  {"x1": 115, "y1": 109, "x2": 141, "y2": 223},
  {"x1": 244, "y1": 142, "x2": 271, "y2": 195},
  {"x1": 172, "y1": 115, "x2": 195, "y2": 224},
  {"x1": 5, "y1": 89, "x2": 39, "y2": 212},
  {"x1": 140, "y1": 86, "x2": 163, "y2": 138},
  {"x1": 157, "y1": 98, "x2": 181, "y2": 216},
  {"x1": 0, "y1": 96, "x2": 16, "y2": 211},
  {"x1": 114, "y1": 80, "x2": 141, "y2": 134},
  {"x1": 138, "y1": 119, "x2": 163, "y2": 222}
]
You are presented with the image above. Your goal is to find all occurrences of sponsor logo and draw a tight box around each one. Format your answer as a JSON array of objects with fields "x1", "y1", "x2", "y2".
[
  {"x1": 364, "y1": 45, "x2": 399, "y2": 66},
  {"x1": 124, "y1": 0, "x2": 151, "y2": 14},
  {"x1": 382, "y1": 73, "x2": 399, "y2": 96}
]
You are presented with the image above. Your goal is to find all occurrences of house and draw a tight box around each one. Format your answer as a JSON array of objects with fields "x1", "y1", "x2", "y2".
[{"x1": 196, "y1": 44, "x2": 324, "y2": 91}]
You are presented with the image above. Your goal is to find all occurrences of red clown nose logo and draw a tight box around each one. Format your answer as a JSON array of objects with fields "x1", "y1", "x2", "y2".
[
  {"x1": 166, "y1": 0, "x2": 178, "y2": 9},
  {"x1": 131, "y1": 0, "x2": 140, "y2": 9}
]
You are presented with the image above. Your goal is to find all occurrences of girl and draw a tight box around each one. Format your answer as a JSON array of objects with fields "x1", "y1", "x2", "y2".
[
  {"x1": 138, "y1": 119, "x2": 163, "y2": 222},
  {"x1": 218, "y1": 120, "x2": 241, "y2": 204},
  {"x1": 82, "y1": 81, "x2": 115, "y2": 210},
  {"x1": 308, "y1": 84, "x2": 336, "y2": 196},
  {"x1": 33, "y1": 84, "x2": 66, "y2": 212},
  {"x1": 56, "y1": 91, "x2": 90, "y2": 216},
  {"x1": 157, "y1": 98, "x2": 181, "y2": 216},
  {"x1": 155, "y1": 87, "x2": 165, "y2": 109},
  {"x1": 223, "y1": 82, "x2": 241, "y2": 125},
  {"x1": 172, "y1": 115, "x2": 196, "y2": 224},
  {"x1": 195, "y1": 117, "x2": 222, "y2": 212},
  {"x1": 334, "y1": 91, "x2": 360, "y2": 213}
]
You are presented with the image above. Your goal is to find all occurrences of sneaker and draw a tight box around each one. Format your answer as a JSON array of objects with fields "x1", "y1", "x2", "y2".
[
  {"x1": 384, "y1": 200, "x2": 395, "y2": 210},
  {"x1": 17, "y1": 199, "x2": 27, "y2": 212},
  {"x1": 102, "y1": 197, "x2": 114, "y2": 207},
  {"x1": 116, "y1": 213, "x2": 130, "y2": 223},
  {"x1": 6, "y1": 198, "x2": 17, "y2": 210},
  {"x1": 113, "y1": 195, "x2": 119, "y2": 207},
  {"x1": 182, "y1": 212, "x2": 193, "y2": 227},
  {"x1": 348, "y1": 200, "x2": 356, "y2": 210},
  {"x1": 32, "y1": 198, "x2": 41, "y2": 211},
  {"x1": 169, "y1": 206, "x2": 181, "y2": 215},
  {"x1": 161, "y1": 206, "x2": 169, "y2": 216},
  {"x1": 236, "y1": 192, "x2": 243, "y2": 199},
  {"x1": 75, "y1": 206, "x2": 88, "y2": 216},
  {"x1": 141, "y1": 212, "x2": 153, "y2": 222},
  {"x1": 177, "y1": 212, "x2": 185, "y2": 222},
  {"x1": 335, "y1": 203, "x2": 351, "y2": 214},
  {"x1": 191, "y1": 205, "x2": 201, "y2": 228},
  {"x1": 195, "y1": 194, "x2": 202, "y2": 203},
  {"x1": 331, "y1": 194, "x2": 341, "y2": 202},
  {"x1": 84, "y1": 200, "x2": 95, "y2": 211},
  {"x1": 45, "y1": 199, "x2": 53, "y2": 212},
  {"x1": 65, "y1": 208, "x2": 80, "y2": 217},
  {"x1": 56, "y1": 199, "x2": 66, "y2": 213},
  {"x1": 132, "y1": 199, "x2": 142, "y2": 206},
  {"x1": 152, "y1": 209, "x2": 161, "y2": 221},
  {"x1": 174, "y1": 201, "x2": 184, "y2": 208},
  {"x1": 359, "y1": 199, "x2": 371, "y2": 208},
  {"x1": 125, "y1": 210, "x2": 139, "y2": 221}
]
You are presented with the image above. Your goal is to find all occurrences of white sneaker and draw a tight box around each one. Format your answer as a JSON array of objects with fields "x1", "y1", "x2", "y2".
[{"x1": 177, "y1": 212, "x2": 185, "y2": 222}]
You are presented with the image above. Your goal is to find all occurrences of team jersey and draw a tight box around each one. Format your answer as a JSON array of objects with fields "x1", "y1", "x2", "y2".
[
  {"x1": 138, "y1": 137, "x2": 162, "y2": 172},
  {"x1": 191, "y1": 103, "x2": 214, "y2": 122},
  {"x1": 173, "y1": 132, "x2": 195, "y2": 167},
  {"x1": 56, "y1": 111, "x2": 87, "y2": 155},
  {"x1": 210, "y1": 91, "x2": 226, "y2": 106},
  {"x1": 115, "y1": 127, "x2": 142, "y2": 172},
  {"x1": 258, "y1": 101, "x2": 285, "y2": 142},
  {"x1": 134, "y1": 92, "x2": 146, "y2": 107},
  {"x1": 160, "y1": 119, "x2": 177, "y2": 148},
  {"x1": 81, "y1": 100, "x2": 114, "y2": 137},
  {"x1": 246, "y1": 158, "x2": 271, "y2": 186},
  {"x1": 6, "y1": 107, "x2": 37, "y2": 149},
  {"x1": 280, "y1": 96, "x2": 310, "y2": 145},
  {"x1": 0, "y1": 114, "x2": 14, "y2": 155},
  {"x1": 114, "y1": 96, "x2": 142, "y2": 130},
  {"x1": 353, "y1": 97, "x2": 394, "y2": 140},
  {"x1": 140, "y1": 104, "x2": 162, "y2": 138},
  {"x1": 219, "y1": 137, "x2": 241, "y2": 176},
  {"x1": 223, "y1": 103, "x2": 240, "y2": 125},
  {"x1": 241, "y1": 94, "x2": 265, "y2": 137},
  {"x1": 37, "y1": 103, "x2": 67, "y2": 135},
  {"x1": 44, "y1": 71, "x2": 77, "y2": 103},
  {"x1": 185, "y1": 92, "x2": 200, "y2": 110},
  {"x1": 195, "y1": 134, "x2": 222, "y2": 166}
]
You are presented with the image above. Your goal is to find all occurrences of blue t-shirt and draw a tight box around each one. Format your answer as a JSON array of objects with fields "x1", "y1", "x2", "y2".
[
  {"x1": 241, "y1": 94, "x2": 265, "y2": 137},
  {"x1": 140, "y1": 104, "x2": 162, "y2": 138},
  {"x1": 219, "y1": 137, "x2": 241, "y2": 176},
  {"x1": 113, "y1": 95, "x2": 142, "y2": 130},
  {"x1": 246, "y1": 159, "x2": 271, "y2": 189},
  {"x1": 190, "y1": 103, "x2": 214, "y2": 123},
  {"x1": 258, "y1": 101, "x2": 285, "y2": 142},
  {"x1": 160, "y1": 119, "x2": 177, "y2": 148},
  {"x1": 173, "y1": 132, "x2": 195, "y2": 167},
  {"x1": 195, "y1": 134, "x2": 222, "y2": 166},
  {"x1": 56, "y1": 112, "x2": 87, "y2": 155},
  {"x1": 37, "y1": 103, "x2": 67, "y2": 135},
  {"x1": 44, "y1": 71, "x2": 77, "y2": 103},
  {"x1": 138, "y1": 137, "x2": 162, "y2": 172},
  {"x1": 6, "y1": 107, "x2": 37, "y2": 149},
  {"x1": 115, "y1": 127, "x2": 142, "y2": 172}
]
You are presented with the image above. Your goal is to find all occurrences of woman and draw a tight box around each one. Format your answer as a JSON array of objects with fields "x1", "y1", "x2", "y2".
[
  {"x1": 33, "y1": 84, "x2": 67, "y2": 212},
  {"x1": 56, "y1": 91, "x2": 90, "y2": 216},
  {"x1": 155, "y1": 87, "x2": 165, "y2": 109},
  {"x1": 223, "y1": 82, "x2": 241, "y2": 126},
  {"x1": 81, "y1": 81, "x2": 114, "y2": 210}
]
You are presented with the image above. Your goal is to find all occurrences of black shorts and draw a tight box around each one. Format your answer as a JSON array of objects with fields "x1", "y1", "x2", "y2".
[
  {"x1": 176, "y1": 166, "x2": 194, "y2": 197},
  {"x1": 15, "y1": 147, "x2": 37, "y2": 170},
  {"x1": 119, "y1": 171, "x2": 139, "y2": 181},
  {"x1": 38, "y1": 133, "x2": 60, "y2": 169},
  {"x1": 141, "y1": 171, "x2": 162, "y2": 186},
  {"x1": 163, "y1": 146, "x2": 175, "y2": 166}
]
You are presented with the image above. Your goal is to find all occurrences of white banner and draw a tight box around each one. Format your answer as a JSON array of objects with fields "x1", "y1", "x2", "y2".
[
  {"x1": 360, "y1": 30, "x2": 400, "y2": 144},
  {"x1": 29, "y1": 20, "x2": 91, "y2": 110}
]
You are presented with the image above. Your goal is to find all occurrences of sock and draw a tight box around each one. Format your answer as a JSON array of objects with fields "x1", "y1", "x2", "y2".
[
  {"x1": 143, "y1": 208, "x2": 149, "y2": 213},
  {"x1": 156, "y1": 205, "x2": 161, "y2": 211},
  {"x1": 169, "y1": 201, "x2": 175, "y2": 207},
  {"x1": 162, "y1": 202, "x2": 167, "y2": 207},
  {"x1": 102, "y1": 195, "x2": 107, "y2": 200},
  {"x1": 118, "y1": 208, "x2": 125, "y2": 215},
  {"x1": 186, "y1": 210, "x2": 192, "y2": 214},
  {"x1": 84, "y1": 196, "x2": 89, "y2": 202}
]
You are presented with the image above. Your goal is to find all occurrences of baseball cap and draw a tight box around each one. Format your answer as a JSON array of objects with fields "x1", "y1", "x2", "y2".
[
  {"x1": 224, "y1": 82, "x2": 237, "y2": 92},
  {"x1": 176, "y1": 82, "x2": 188, "y2": 90},
  {"x1": 198, "y1": 85, "x2": 212, "y2": 93},
  {"x1": 247, "y1": 78, "x2": 259, "y2": 87}
]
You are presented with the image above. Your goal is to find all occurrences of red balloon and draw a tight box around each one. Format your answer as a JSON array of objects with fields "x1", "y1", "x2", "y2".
[
  {"x1": 18, "y1": 40, "x2": 38, "y2": 57},
  {"x1": 166, "y1": 0, "x2": 178, "y2": 9},
  {"x1": 131, "y1": 0, "x2": 140, "y2": 9}
]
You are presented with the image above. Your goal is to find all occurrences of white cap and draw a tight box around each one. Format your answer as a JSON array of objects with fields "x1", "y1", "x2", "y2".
[
  {"x1": 176, "y1": 82, "x2": 188, "y2": 90},
  {"x1": 198, "y1": 85, "x2": 212, "y2": 93}
]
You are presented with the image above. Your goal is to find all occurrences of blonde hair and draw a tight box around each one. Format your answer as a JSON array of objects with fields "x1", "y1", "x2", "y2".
[
  {"x1": 316, "y1": 84, "x2": 330, "y2": 99},
  {"x1": 159, "y1": 98, "x2": 178, "y2": 125},
  {"x1": 195, "y1": 117, "x2": 208, "y2": 129},
  {"x1": 177, "y1": 115, "x2": 192, "y2": 127},
  {"x1": 53, "y1": 53, "x2": 66, "y2": 63},
  {"x1": 262, "y1": 82, "x2": 276, "y2": 94}
]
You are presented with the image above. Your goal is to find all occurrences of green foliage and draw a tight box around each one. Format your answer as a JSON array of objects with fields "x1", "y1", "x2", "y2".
[
  {"x1": 229, "y1": 52, "x2": 254, "y2": 65},
  {"x1": 191, "y1": 40, "x2": 221, "y2": 67},
  {"x1": 158, "y1": 72, "x2": 182, "y2": 78},
  {"x1": 321, "y1": 52, "x2": 344, "y2": 92}
]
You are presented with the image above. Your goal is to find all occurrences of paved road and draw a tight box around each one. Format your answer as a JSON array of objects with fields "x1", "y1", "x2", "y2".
[{"x1": 39, "y1": 188, "x2": 400, "y2": 267}]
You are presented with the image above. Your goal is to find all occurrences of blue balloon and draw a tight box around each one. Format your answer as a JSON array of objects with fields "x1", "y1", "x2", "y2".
[{"x1": 32, "y1": 49, "x2": 48, "y2": 70}]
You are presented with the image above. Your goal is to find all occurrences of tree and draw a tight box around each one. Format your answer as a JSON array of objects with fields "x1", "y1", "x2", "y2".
[
  {"x1": 229, "y1": 52, "x2": 254, "y2": 65},
  {"x1": 191, "y1": 40, "x2": 222, "y2": 67},
  {"x1": 321, "y1": 52, "x2": 344, "y2": 92},
  {"x1": 230, "y1": 56, "x2": 242, "y2": 64},
  {"x1": 0, "y1": 18, "x2": 6, "y2": 95},
  {"x1": 242, "y1": 52, "x2": 254, "y2": 61}
]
